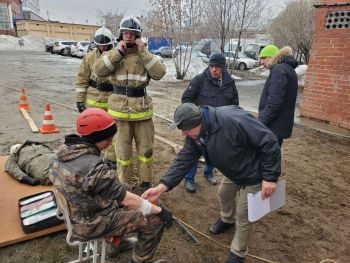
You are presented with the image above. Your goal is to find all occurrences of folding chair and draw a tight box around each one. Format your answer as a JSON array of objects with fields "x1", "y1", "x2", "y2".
[{"x1": 54, "y1": 188, "x2": 106, "y2": 263}]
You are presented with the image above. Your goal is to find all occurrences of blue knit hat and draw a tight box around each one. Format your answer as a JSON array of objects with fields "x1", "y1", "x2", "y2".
[{"x1": 209, "y1": 53, "x2": 226, "y2": 68}]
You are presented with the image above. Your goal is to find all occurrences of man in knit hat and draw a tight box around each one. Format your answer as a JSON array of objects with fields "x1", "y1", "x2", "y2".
[
  {"x1": 142, "y1": 103, "x2": 281, "y2": 263},
  {"x1": 181, "y1": 53, "x2": 239, "y2": 193},
  {"x1": 50, "y1": 108, "x2": 173, "y2": 263},
  {"x1": 258, "y1": 44, "x2": 298, "y2": 146}
]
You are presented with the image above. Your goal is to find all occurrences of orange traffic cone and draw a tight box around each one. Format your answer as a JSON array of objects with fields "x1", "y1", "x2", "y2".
[
  {"x1": 17, "y1": 87, "x2": 30, "y2": 109},
  {"x1": 39, "y1": 104, "x2": 59, "y2": 134}
]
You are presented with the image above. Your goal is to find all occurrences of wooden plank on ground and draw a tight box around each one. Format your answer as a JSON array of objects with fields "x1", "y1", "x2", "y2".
[{"x1": 19, "y1": 108, "x2": 39, "y2": 133}]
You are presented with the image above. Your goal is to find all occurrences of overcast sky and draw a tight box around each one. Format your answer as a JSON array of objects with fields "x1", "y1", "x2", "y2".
[{"x1": 39, "y1": 0, "x2": 289, "y2": 25}]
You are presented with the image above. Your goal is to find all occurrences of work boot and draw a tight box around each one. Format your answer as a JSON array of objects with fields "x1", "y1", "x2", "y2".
[
  {"x1": 107, "y1": 238, "x2": 134, "y2": 259},
  {"x1": 209, "y1": 218, "x2": 234, "y2": 235},
  {"x1": 184, "y1": 180, "x2": 196, "y2": 193},
  {"x1": 204, "y1": 172, "x2": 217, "y2": 185},
  {"x1": 225, "y1": 252, "x2": 245, "y2": 263}
]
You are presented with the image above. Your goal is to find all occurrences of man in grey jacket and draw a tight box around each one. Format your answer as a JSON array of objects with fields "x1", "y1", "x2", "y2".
[{"x1": 142, "y1": 103, "x2": 281, "y2": 263}]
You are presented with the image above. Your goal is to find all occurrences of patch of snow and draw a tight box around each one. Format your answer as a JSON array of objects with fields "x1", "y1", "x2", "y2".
[
  {"x1": 160, "y1": 56, "x2": 241, "y2": 81},
  {"x1": 0, "y1": 35, "x2": 53, "y2": 51}
]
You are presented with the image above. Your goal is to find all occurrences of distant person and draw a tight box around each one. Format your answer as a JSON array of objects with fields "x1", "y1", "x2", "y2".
[
  {"x1": 181, "y1": 53, "x2": 239, "y2": 193},
  {"x1": 258, "y1": 45, "x2": 298, "y2": 146},
  {"x1": 50, "y1": 108, "x2": 172, "y2": 262},
  {"x1": 142, "y1": 103, "x2": 281, "y2": 263},
  {"x1": 5, "y1": 141, "x2": 54, "y2": 185},
  {"x1": 75, "y1": 26, "x2": 117, "y2": 165},
  {"x1": 94, "y1": 16, "x2": 166, "y2": 191}
]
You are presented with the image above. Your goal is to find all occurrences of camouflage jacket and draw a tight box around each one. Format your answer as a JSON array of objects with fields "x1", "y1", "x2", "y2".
[
  {"x1": 5, "y1": 140, "x2": 54, "y2": 185},
  {"x1": 75, "y1": 48, "x2": 112, "y2": 109},
  {"x1": 50, "y1": 135, "x2": 127, "y2": 241},
  {"x1": 94, "y1": 46, "x2": 166, "y2": 121}
]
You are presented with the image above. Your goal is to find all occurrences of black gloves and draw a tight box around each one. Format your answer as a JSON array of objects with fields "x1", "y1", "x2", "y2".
[
  {"x1": 158, "y1": 203, "x2": 173, "y2": 229},
  {"x1": 21, "y1": 175, "x2": 40, "y2": 186},
  {"x1": 76, "y1": 102, "x2": 86, "y2": 113}
]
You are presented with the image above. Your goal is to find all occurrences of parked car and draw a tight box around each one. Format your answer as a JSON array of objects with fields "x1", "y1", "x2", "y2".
[
  {"x1": 71, "y1": 41, "x2": 91, "y2": 58},
  {"x1": 45, "y1": 42, "x2": 55, "y2": 53},
  {"x1": 224, "y1": 51, "x2": 259, "y2": 70},
  {"x1": 150, "y1": 46, "x2": 174, "y2": 57},
  {"x1": 174, "y1": 47, "x2": 209, "y2": 63},
  {"x1": 53, "y1": 40, "x2": 76, "y2": 55}
]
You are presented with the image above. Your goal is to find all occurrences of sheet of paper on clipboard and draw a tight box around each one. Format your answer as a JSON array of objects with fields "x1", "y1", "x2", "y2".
[{"x1": 248, "y1": 179, "x2": 286, "y2": 222}]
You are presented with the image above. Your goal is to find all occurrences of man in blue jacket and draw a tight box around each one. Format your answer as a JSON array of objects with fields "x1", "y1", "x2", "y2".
[
  {"x1": 142, "y1": 103, "x2": 281, "y2": 263},
  {"x1": 258, "y1": 45, "x2": 298, "y2": 146},
  {"x1": 181, "y1": 53, "x2": 239, "y2": 193}
]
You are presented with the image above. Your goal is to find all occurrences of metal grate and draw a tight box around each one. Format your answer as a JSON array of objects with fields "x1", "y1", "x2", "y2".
[{"x1": 326, "y1": 10, "x2": 350, "y2": 29}]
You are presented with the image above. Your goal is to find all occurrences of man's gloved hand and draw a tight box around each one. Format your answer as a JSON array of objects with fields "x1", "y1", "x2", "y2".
[
  {"x1": 76, "y1": 102, "x2": 86, "y2": 113},
  {"x1": 157, "y1": 203, "x2": 173, "y2": 229}
]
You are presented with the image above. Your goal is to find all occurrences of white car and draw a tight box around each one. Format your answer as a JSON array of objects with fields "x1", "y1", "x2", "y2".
[
  {"x1": 53, "y1": 40, "x2": 76, "y2": 56},
  {"x1": 224, "y1": 51, "x2": 260, "y2": 70},
  {"x1": 71, "y1": 41, "x2": 91, "y2": 58}
]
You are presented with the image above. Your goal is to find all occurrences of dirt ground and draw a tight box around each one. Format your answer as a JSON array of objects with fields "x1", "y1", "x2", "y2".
[{"x1": 0, "y1": 51, "x2": 349, "y2": 263}]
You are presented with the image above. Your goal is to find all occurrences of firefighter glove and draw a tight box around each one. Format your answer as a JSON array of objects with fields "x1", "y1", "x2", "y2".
[
  {"x1": 77, "y1": 102, "x2": 86, "y2": 113},
  {"x1": 158, "y1": 204, "x2": 173, "y2": 229}
]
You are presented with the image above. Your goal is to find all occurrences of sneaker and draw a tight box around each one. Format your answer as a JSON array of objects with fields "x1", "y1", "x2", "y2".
[
  {"x1": 226, "y1": 252, "x2": 245, "y2": 263},
  {"x1": 204, "y1": 173, "x2": 217, "y2": 185},
  {"x1": 184, "y1": 180, "x2": 196, "y2": 193},
  {"x1": 209, "y1": 218, "x2": 234, "y2": 235},
  {"x1": 107, "y1": 238, "x2": 134, "y2": 259}
]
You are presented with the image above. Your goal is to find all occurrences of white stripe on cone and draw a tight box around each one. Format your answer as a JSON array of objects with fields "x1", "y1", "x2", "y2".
[
  {"x1": 44, "y1": 111, "x2": 52, "y2": 116},
  {"x1": 42, "y1": 120, "x2": 55, "y2": 125}
]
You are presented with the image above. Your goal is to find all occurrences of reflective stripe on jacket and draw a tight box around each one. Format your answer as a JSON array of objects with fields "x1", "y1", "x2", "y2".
[
  {"x1": 75, "y1": 48, "x2": 112, "y2": 109},
  {"x1": 95, "y1": 47, "x2": 166, "y2": 121}
]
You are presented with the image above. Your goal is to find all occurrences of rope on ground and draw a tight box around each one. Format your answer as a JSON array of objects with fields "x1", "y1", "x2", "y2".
[
  {"x1": 175, "y1": 217, "x2": 278, "y2": 263},
  {"x1": 319, "y1": 260, "x2": 338, "y2": 263},
  {"x1": 0, "y1": 84, "x2": 78, "y2": 112}
]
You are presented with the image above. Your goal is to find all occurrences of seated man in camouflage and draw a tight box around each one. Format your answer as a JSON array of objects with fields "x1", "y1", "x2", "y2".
[
  {"x1": 5, "y1": 141, "x2": 54, "y2": 185},
  {"x1": 50, "y1": 108, "x2": 172, "y2": 263}
]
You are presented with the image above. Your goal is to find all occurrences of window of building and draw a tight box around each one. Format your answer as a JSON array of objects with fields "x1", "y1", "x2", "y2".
[{"x1": 0, "y1": 3, "x2": 10, "y2": 30}]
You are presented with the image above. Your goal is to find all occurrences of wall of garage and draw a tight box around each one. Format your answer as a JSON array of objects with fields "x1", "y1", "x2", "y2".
[
  {"x1": 300, "y1": 0, "x2": 350, "y2": 130},
  {"x1": 16, "y1": 19, "x2": 99, "y2": 41}
]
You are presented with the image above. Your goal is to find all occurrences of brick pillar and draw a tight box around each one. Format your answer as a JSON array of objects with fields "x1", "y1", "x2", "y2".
[{"x1": 300, "y1": 0, "x2": 350, "y2": 130}]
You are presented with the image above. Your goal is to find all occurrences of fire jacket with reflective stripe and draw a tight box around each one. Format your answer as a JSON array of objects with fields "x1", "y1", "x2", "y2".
[
  {"x1": 94, "y1": 46, "x2": 166, "y2": 121},
  {"x1": 75, "y1": 48, "x2": 112, "y2": 109}
]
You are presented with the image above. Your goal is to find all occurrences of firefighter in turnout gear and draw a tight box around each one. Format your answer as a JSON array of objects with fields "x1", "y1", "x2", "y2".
[
  {"x1": 95, "y1": 16, "x2": 166, "y2": 190},
  {"x1": 75, "y1": 26, "x2": 117, "y2": 163}
]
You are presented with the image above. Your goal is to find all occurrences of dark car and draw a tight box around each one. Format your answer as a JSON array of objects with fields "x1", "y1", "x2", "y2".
[{"x1": 45, "y1": 42, "x2": 55, "y2": 53}]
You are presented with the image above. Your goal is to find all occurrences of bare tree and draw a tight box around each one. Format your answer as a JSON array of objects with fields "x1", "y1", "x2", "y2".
[
  {"x1": 145, "y1": 0, "x2": 204, "y2": 79},
  {"x1": 96, "y1": 9, "x2": 124, "y2": 36},
  {"x1": 229, "y1": 0, "x2": 267, "y2": 73},
  {"x1": 268, "y1": 0, "x2": 321, "y2": 64}
]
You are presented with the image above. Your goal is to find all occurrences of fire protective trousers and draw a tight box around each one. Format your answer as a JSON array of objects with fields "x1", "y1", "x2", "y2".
[{"x1": 116, "y1": 119, "x2": 154, "y2": 184}]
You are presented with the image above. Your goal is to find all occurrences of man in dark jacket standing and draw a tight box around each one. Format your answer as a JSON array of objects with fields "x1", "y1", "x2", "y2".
[
  {"x1": 181, "y1": 53, "x2": 239, "y2": 193},
  {"x1": 258, "y1": 45, "x2": 298, "y2": 146},
  {"x1": 142, "y1": 103, "x2": 281, "y2": 263}
]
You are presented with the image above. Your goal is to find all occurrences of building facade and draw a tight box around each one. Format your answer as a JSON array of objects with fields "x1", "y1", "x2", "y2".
[
  {"x1": 16, "y1": 19, "x2": 99, "y2": 41},
  {"x1": 0, "y1": 0, "x2": 21, "y2": 35},
  {"x1": 21, "y1": 0, "x2": 43, "y2": 20},
  {"x1": 300, "y1": 0, "x2": 350, "y2": 130}
]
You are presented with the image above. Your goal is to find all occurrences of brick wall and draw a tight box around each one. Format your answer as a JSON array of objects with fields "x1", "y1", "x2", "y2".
[{"x1": 300, "y1": 0, "x2": 350, "y2": 130}]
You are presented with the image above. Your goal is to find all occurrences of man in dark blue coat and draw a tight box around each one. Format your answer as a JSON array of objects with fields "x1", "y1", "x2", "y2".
[
  {"x1": 142, "y1": 103, "x2": 281, "y2": 263},
  {"x1": 258, "y1": 45, "x2": 298, "y2": 146},
  {"x1": 181, "y1": 53, "x2": 239, "y2": 193}
]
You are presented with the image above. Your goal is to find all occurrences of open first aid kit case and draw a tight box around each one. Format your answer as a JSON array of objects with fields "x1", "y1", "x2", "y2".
[{"x1": 18, "y1": 190, "x2": 62, "y2": 233}]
